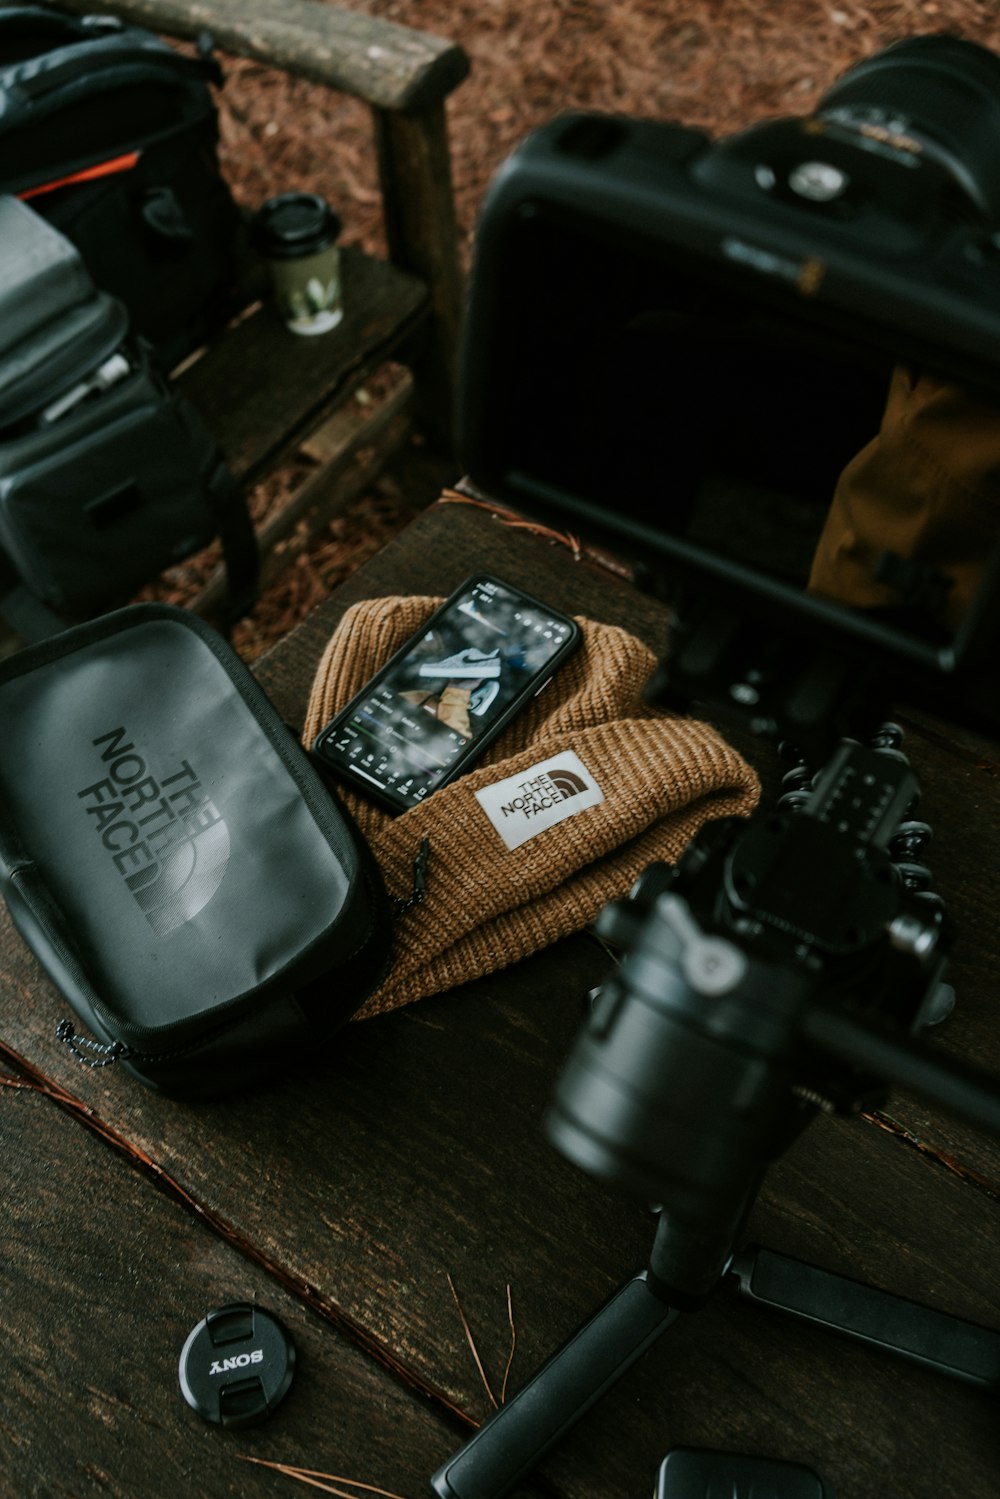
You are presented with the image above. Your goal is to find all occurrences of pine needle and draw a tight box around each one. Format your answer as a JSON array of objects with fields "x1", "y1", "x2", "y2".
[
  {"x1": 446, "y1": 1272, "x2": 499, "y2": 1409},
  {"x1": 499, "y1": 1283, "x2": 517, "y2": 1406},
  {"x1": 239, "y1": 1456, "x2": 408, "y2": 1499},
  {"x1": 445, "y1": 1273, "x2": 518, "y2": 1408}
]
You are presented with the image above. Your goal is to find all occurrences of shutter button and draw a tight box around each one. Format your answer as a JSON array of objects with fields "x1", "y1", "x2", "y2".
[{"x1": 178, "y1": 1301, "x2": 296, "y2": 1427}]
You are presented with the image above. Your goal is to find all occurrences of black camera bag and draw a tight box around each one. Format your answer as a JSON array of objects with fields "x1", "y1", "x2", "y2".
[
  {"x1": 0, "y1": 604, "x2": 394, "y2": 1096},
  {"x1": 0, "y1": 193, "x2": 257, "y2": 639},
  {"x1": 0, "y1": 4, "x2": 240, "y2": 368}
]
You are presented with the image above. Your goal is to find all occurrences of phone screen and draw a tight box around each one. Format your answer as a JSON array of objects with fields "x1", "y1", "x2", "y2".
[{"x1": 313, "y1": 576, "x2": 579, "y2": 811}]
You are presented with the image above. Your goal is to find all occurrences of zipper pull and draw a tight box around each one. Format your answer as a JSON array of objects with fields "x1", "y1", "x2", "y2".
[
  {"x1": 392, "y1": 837, "x2": 430, "y2": 916},
  {"x1": 56, "y1": 1017, "x2": 128, "y2": 1068}
]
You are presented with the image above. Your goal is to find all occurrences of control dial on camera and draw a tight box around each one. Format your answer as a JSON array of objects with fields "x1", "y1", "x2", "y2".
[{"x1": 787, "y1": 161, "x2": 850, "y2": 202}]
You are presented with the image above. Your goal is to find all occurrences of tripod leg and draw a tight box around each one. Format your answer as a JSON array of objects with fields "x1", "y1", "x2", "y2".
[
  {"x1": 732, "y1": 1245, "x2": 1000, "y2": 1389},
  {"x1": 430, "y1": 1270, "x2": 679, "y2": 1499}
]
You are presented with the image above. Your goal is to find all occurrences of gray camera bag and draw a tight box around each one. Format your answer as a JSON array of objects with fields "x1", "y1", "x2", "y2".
[{"x1": 0, "y1": 195, "x2": 255, "y2": 638}]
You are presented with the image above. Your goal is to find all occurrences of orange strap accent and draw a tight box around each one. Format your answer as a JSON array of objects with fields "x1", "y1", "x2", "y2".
[{"x1": 18, "y1": 151, "x2": 140, "y2": 200}]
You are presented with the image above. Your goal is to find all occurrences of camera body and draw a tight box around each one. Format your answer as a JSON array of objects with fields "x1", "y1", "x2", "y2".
[{"x1": 460, "y1": 41, "x2": 1000, "y2": 737}]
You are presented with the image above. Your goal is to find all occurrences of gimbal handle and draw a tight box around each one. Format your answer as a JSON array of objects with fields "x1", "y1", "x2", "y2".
[
  {"x1": 430, "y1": 1271, "x2": 679, "y2": 1499},
  {"x1": 431, "y1": 1238, "x2": 1000, "y2": 1499},
  {"x1": 732, "y1": 1246, "x2": 1000, "y2": 1390}
]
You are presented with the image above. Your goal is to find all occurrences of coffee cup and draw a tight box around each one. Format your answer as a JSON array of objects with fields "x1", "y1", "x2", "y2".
[{"x1": 251, "y1": 192, "x2": 343, "y2": 336}]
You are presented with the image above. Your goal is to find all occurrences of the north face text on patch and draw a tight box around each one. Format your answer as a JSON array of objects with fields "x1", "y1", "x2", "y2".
[{"x1": 474, "y1": 750, "x2": 604, "y2": 850}]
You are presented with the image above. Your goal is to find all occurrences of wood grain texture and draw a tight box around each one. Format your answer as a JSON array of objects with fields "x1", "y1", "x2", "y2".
[
  {"x1": 0, "y1": 1080, "x2": 457, "y2": 1498},
  {"x1": 373, "y1": 103, "x2": 465, "y2": 442},
  {"x1": 1, "y1": 502, "x2": 999, "y2": 1499},
  {"x1": 185, "y1": 377, "x2": 416, "y2": 624},
  {"x1": 50, "y1": 0, "x2": 471, "y2": 112},
  {"x1": 176, "y1": 248, "x2": 426, "y2": 485},
  {"x1": 2, "y1": 935, "x2": 997, "y2": 1496}
]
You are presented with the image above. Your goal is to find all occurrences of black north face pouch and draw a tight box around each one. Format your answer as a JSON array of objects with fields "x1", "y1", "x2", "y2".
[{"x1": 0, "y1": 605, "x2": 393, "y2": 1096}]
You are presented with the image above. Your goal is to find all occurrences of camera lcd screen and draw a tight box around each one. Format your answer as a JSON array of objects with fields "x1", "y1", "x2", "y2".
[
  {"x1": 484, "y1": 207, "x2": 1000, "y2": 657},
  {"x1": 314, "y1": 577, "x2": 577, "y2": 810}
]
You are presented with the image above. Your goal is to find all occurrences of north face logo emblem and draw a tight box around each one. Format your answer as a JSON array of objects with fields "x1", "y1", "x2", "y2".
[
  {"x1": 127, "y1": 814, "x2": 231, "y2": 937},
  {"x1": 547, "y1": 768, "x2": 587, "y2": 798},
  {"x1": 77, "y1": 726, "x2": 230, "y2": 935}
]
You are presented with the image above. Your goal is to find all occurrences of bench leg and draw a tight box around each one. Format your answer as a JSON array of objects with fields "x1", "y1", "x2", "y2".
[{"x1": 373, "y1": 101, "x2": 465, "y2": 450}]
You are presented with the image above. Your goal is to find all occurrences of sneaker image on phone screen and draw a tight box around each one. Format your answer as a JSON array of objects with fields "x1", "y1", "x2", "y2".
[{"x1": 312, "y1": 575, "x2": 582, "y2": 813}]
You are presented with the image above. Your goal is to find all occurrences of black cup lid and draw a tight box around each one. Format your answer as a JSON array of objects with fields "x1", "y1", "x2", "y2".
[
  {"x1": 178, "y1": 1301, "x2": 295, "y2": 1428},
  {"x1": 251, "y1": 192, "x2": 342, "y2": 259}
]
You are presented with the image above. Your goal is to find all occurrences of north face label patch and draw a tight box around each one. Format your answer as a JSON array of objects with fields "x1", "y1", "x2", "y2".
[{"x1": 474, "y1": 750, "x2": 604, "y2": 850}]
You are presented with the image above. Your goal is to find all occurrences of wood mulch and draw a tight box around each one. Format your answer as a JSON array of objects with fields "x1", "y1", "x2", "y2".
[
  {"x1": 164, "y1": 0, "x2": 1000, "y2": 658},
  {"x1": 219, "y1": 0, "x2": 1000, "y2": 264}
]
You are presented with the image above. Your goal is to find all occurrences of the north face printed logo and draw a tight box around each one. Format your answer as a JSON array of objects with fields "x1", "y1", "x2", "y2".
[
  {"x1": 546, "y1": 768, "x2": 587, "y2": 799},
  {"x1": 76, "y1": 726, "x2": 230, "y2": 936},
  {"x1": 475, "y1": 751, "x2": 604, "y2": 850}
]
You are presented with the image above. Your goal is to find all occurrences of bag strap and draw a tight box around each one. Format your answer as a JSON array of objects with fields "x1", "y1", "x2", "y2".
[
  {"x1": 170, "y1": 390, "x2": 259, "y2": 630},
  {"x1": 0, "y1": 519, "x2": 256, "y2": 645},
  {"x1": 210, "y1": 460, "x2": 260, "y2": 630},
  {"x1": 0, "y1": 6, "x2": 108, "y2": 47},
  {"x1": 0, "y1": 551, "x2": 65, "y2": 641},
  {"x1": 0, "y1": 27, "x2": 222, "y2": 138},
  {"x1": 0, "y1": 461, "x2": 257, "y2": 646}
]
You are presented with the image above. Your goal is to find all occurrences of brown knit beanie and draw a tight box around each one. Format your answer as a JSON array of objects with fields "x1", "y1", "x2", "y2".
[{"x1": 304, "y1": 596, "x2": 760, "y2": 1018}]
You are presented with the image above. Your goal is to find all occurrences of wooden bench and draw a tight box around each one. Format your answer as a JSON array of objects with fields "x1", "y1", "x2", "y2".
[
  {"x1": 24, "y1": 0, "x2": 470, "y2": 625},
  {"x1": 2, "y1": 497, "x2": 999, "y2": 1499}
]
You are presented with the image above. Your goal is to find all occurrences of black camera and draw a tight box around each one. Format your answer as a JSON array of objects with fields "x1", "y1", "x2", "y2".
[{"x1": 459, "y1": 34, "x2": 1000, "y2": 745}]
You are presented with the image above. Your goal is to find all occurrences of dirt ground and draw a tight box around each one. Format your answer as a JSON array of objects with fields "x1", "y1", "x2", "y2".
[{"x1": 196, "y1": 0, "x2": 1000, "y2": 657}]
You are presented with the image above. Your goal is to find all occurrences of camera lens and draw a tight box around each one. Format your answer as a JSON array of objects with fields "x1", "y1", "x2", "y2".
[{"x1": 818, "y1": 34, "x2": 1000, "y2": 221}]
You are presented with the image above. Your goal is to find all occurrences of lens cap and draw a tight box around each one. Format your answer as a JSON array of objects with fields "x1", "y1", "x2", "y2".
[
  {"x1": 657, "y1": 1448, "x2": 835, "y2": 1498},
  {"x1": 178, "y1": 1301, "x2": 295, "y2": 1428}
]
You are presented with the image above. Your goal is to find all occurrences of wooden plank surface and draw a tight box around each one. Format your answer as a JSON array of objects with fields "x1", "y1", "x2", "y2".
[
  {"x1": 1, "y1": 500, "x2": 999, "y2": 1499},
  {"x1": 176, "y1": 248, "x2": 427, "y2": 486},
  {"x1": 51, "y1": 0, "x2": 471, "y2": 112},
  {"x1": 0, "y1": 1075, "x2": 457, "y2": 1498},
  {"x1": 2, "y1": 948, "x2": 998, "y2": 1497}
]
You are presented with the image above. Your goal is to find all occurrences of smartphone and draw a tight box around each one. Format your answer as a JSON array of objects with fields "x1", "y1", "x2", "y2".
[{"x1": 312, "y1": 574, "x2": 582, "y2": 813}]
